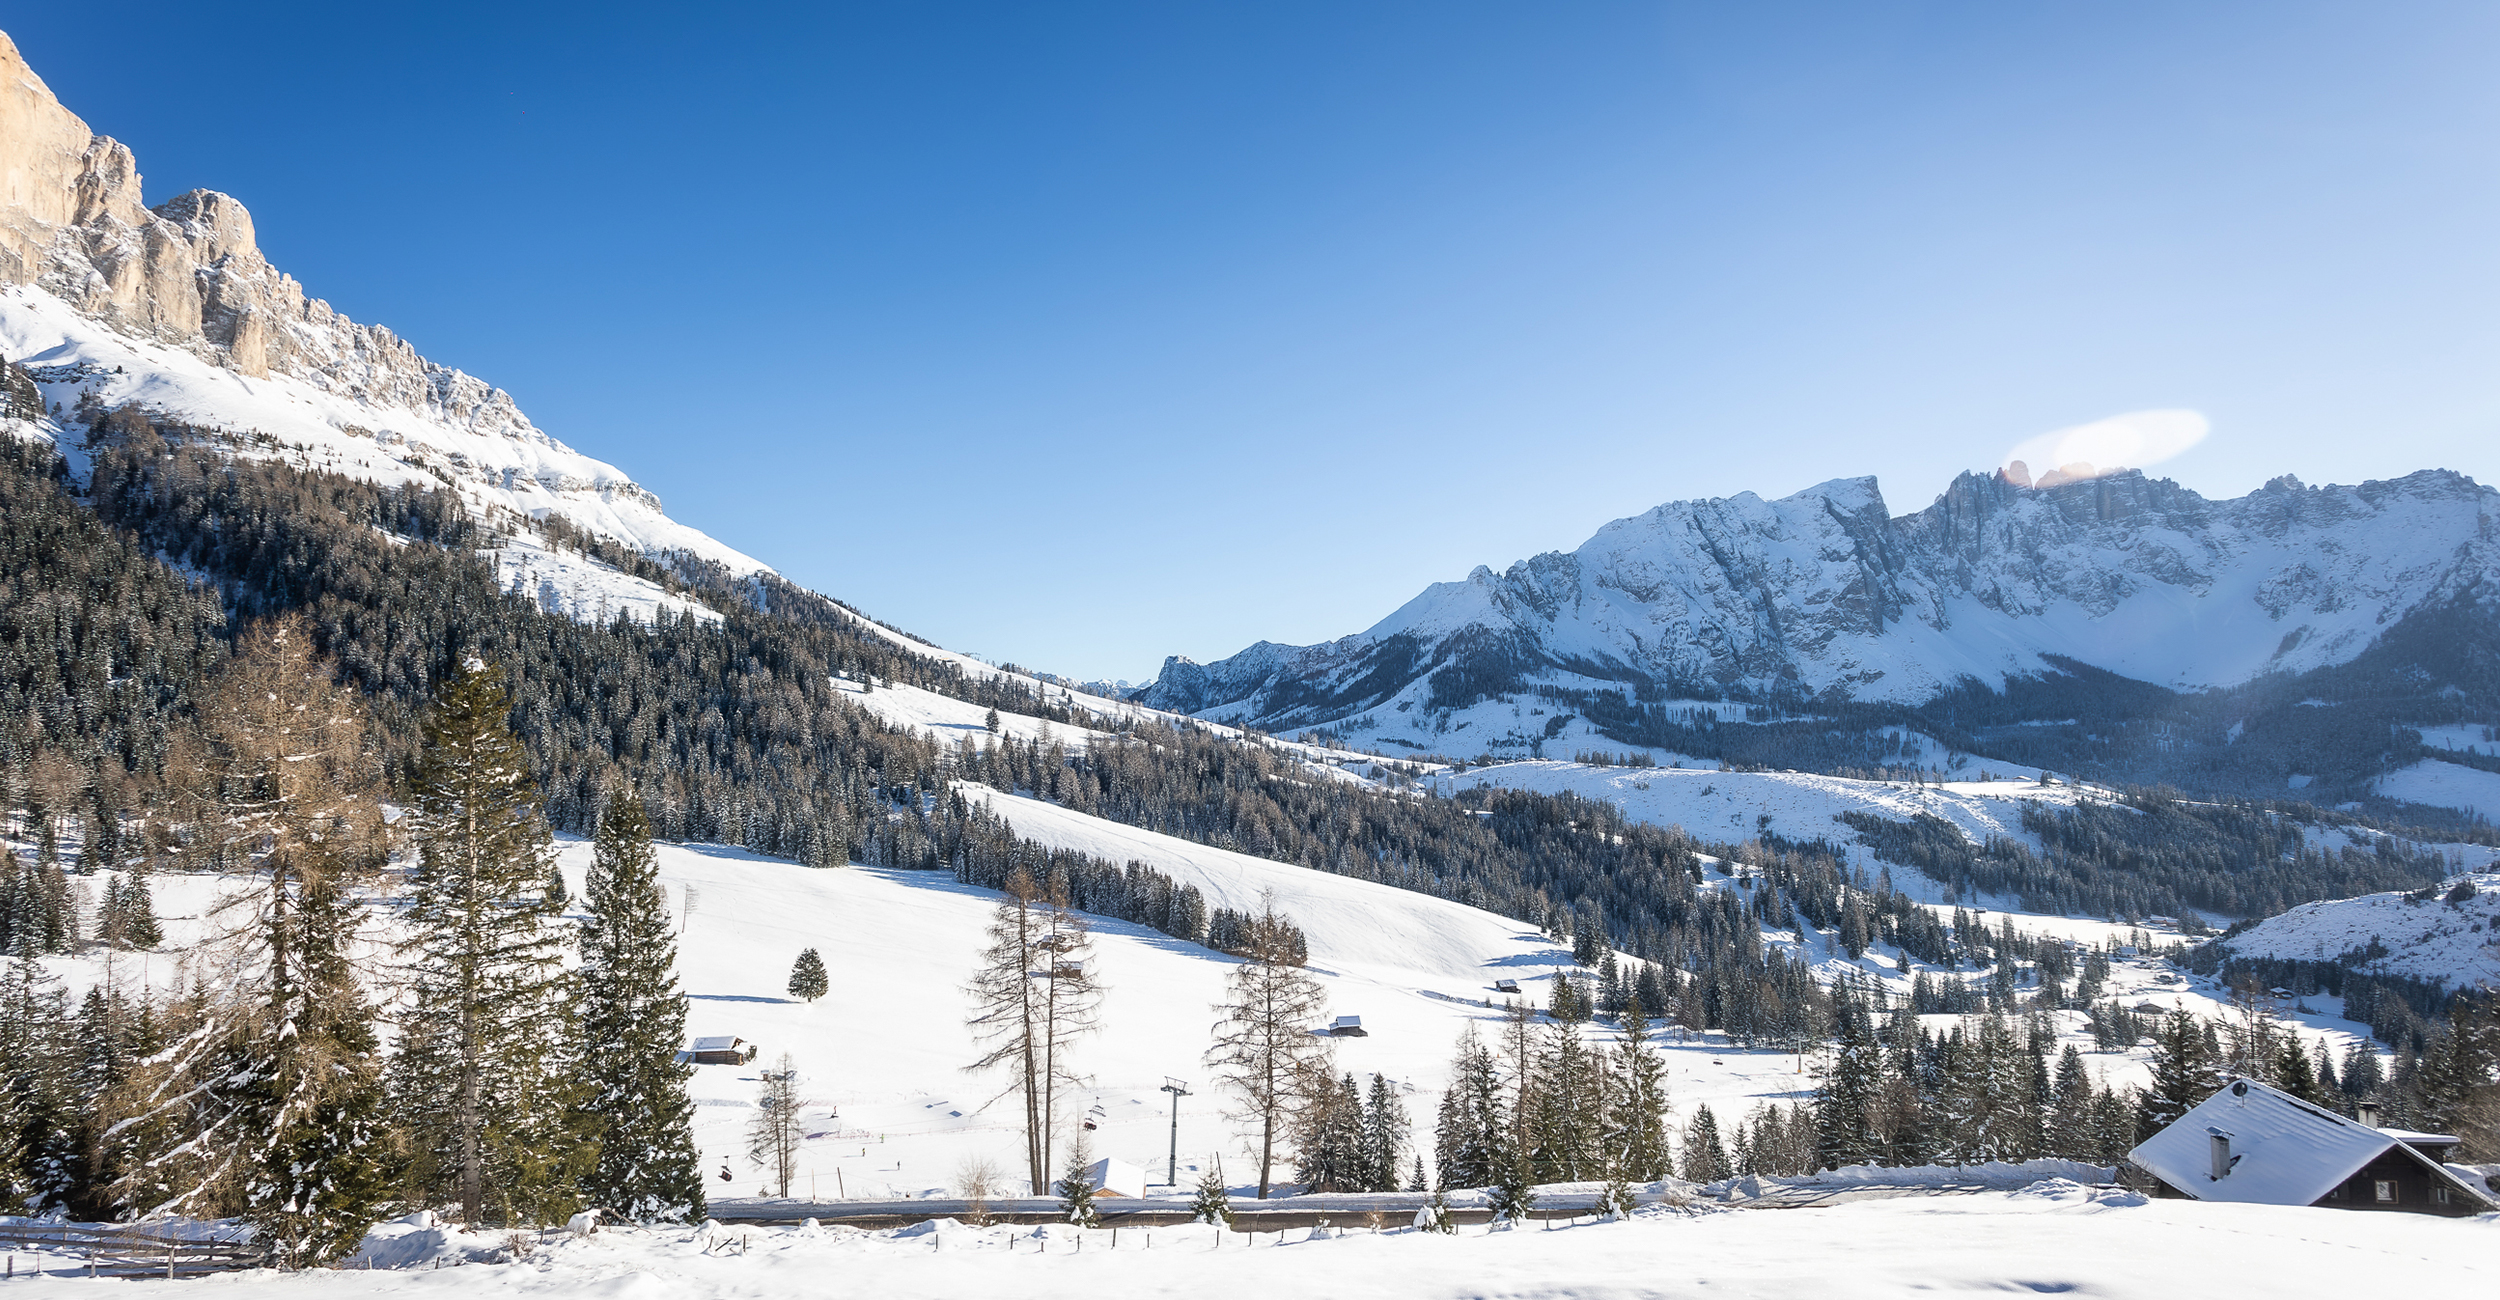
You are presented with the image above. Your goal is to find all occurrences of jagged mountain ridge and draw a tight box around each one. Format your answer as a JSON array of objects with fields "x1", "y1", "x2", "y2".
[
  {"x1": 1143, "y1": 467, "x2": 2500, "y2": 739},
  {"x1": 0, "y1": 31, "x2": 761, "y2": 576}
]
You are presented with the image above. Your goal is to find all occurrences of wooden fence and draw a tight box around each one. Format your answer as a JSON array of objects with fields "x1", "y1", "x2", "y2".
[{"x1": 0, "y1": 1225, "x2": 267, "y2": 1279}]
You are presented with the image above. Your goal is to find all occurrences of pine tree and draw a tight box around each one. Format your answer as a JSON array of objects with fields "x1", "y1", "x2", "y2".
[
  {"x1": 966, "y1": 867, "x2": 1099, "y2": 1197},
  {"x1": 1680, "y1": 1104, "x2": 1731, "y2": 1183},
  {"x1": 787, "y1": 948, "x2": 829, "y2": 1003},
  {"x1": 1814, "y1": 995, "x2": 1880, "y2": 1170},
  {"x1": 2048, "y1": 1045, "x2": 2096, "y2": 1158},
  {"x1": 1361, "y1": 1072, "x2": 1410, "y2": 1193},
  {"x1": 2276, "y1": 1035, "x2": 2325, "y2": 1104},
  {"x1": 1486, "y1": 1149, "x2": 1539, "y2": 1225},
  {"x1": 2137, "y1": 1011, "x2": 2218, "y2": 1142},
  {"x1": 1608, "y1": 997, "x2": 1672, "y2": 1180},
  {"x1": 576, "y1": 795, "x2": 707, "y2": 1222},
  {"x1": 1434, "y1": 1025, "x2": 1507, "y2": 1188},
  {"x1": 1188, "y1": 1161, "x2": 1233, "y2": 1226},
  {"x1": 1293, "y1": 1071, "x2": 1366, "y2": 1193},
  {"x1": 389, "y1": 658, "x2": 584, "y2": 1227},
  {"x1": 1416, "y1": 1180, "x2": 1457, "y2": 1233},
  {"x1": 0, "y1": 957, "x2": 77, "y2": 1213},
  {"x1": 1056, "y1": 1140, "x2": 1101, "y2": 1227}
]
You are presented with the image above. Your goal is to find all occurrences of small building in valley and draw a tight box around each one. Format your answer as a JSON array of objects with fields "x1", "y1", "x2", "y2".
[
  {"x1": 1328, "y1": 1015, "x2": 1368, "y2": 1037},
  {"x1": 2128, "y1": 1077, "x2": 2491, "y2": 1216},
  {"x1": 686, "y1": 1036, "x2": 758, "y2": 1066}
]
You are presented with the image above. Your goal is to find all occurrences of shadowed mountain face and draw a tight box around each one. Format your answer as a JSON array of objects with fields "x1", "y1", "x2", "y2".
[{"x1": 1141, "y1": 468, "x2": 2500, "y2": 777}]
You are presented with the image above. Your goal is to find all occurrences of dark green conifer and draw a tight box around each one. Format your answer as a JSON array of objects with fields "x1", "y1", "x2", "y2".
[
  {"x1": 389, "y1": 659, "x2": 585, "y2": 1227},
  {"x1": 787, "y1": 948, "x2": 829, "y2": 1003},
  {"x1": 577, "y1": 795, "x2": 707, "y2": 1223}
]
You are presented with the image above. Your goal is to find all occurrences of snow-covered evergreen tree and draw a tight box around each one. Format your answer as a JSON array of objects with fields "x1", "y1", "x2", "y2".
[
  {"x1": 1188, "y1": 1162, "x2": 1233, "y2": 1226},
  {"x1": 1056, "y1": 1141, "x2": 1100, "y2": 1227},
  {"x1": 1813, "y1": 994, "x2": 1880, "y2": 1170},
  {"x1": 1434, "y1": 1025, "x2": 1508, "y2": 1188},
  {"x1": 576, "y1": 795, "x2": 706, "y2": 1222}
]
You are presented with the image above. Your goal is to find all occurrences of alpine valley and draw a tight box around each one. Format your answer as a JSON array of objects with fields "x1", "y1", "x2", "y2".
[{"x1": 0, "y1": 26, "x2": 2494, "y2": 1299}]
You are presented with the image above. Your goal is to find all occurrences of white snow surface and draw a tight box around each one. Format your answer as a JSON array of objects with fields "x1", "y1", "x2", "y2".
[
  {"x1": 0, "y1": 281, "x2": 766, "y2": 577},
  {"x1": 486, "y1": 530, "x2": 722, "y2": 627},
  {"x1": 2211, "y1": 872, "x2": 2500, "y2": 990},
  {"x1": 2377, "y1": 759, "x2": 2500, "y2": 817},
  {"x1": 1449, "y1": 761, "x2": 2096, "y2": 854},
  {"x1": 16, "y1": 1184, "x2": 2499, "y2": 1297}
]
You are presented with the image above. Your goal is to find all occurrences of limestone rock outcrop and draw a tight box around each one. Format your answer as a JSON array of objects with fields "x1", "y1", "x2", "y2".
[{"x1": 0, "y1": 31, "x2": 540, "y2": 438}]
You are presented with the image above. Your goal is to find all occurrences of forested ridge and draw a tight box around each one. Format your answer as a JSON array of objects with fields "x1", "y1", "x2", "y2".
[{"x1": 0, "y1": 403, "x2": 2493, "y2": 1234}]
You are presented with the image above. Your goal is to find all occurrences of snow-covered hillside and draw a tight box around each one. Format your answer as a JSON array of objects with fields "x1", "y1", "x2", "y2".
[
  {"x1": 1450, "y1": 762, "x2": 2093, "y2": 859},
  {"x1": 0, "y1": 33, "x2": 763, "y2": 590},
  {"x1": 2209, "y1": 873, "x2": 2500, "y2": 990},
  {"x1": 1141, "y1": 468, "x2": 2500, "y2": 745}
]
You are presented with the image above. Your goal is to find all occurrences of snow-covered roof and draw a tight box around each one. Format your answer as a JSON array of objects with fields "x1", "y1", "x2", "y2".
[
  {"x1": 2128, "y1": 1078, "x2": 2491, "y2": 1207},
  {"x1": 1083, "y1": 1156, "x2": 1146, "y2": 1198},
  {"x1": 1332, "y1": 1015, "x2": 1363, "y2": 1028},
  {"x1": 690, "y1": 1036, "x2": 747, "y2": 1052}
]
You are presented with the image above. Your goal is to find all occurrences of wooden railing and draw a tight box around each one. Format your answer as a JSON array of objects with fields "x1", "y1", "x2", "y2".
[{"x1": 0, "y1": 1224, "x2": 267, "y2": 1279}]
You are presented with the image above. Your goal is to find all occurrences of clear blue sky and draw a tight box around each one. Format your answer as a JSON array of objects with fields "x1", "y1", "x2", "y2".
[{"x1": 14, "y1": 3, "x2": 2498, "y2": 683}]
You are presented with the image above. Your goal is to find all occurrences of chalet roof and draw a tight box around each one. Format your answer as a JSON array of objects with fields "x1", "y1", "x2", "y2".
[
  {"x1": 1332, "y1": 1015, "x2": 1362, "y2": 1028},
  {"x1": 689, "y1": 1036, "x2": 747, "y2": 1052},
  {"x1": 2128, "y1": 1077, "x2": 2492, "y2": 1207}
]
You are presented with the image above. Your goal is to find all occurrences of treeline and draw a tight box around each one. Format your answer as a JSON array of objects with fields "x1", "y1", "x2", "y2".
[{"x1": 1836, "y1": 790, "x2": 2446, "y2": 922}]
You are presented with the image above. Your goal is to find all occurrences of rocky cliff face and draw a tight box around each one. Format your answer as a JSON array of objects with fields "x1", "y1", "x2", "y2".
[
  {"x1": 0, "y1": 30, "x2": 748, "y2": 570},
  {"x1": 1143, "y1": 467, "x2": 2500, "y2": 731},
  {"x1": 0, "y1": 33, "x2": 516, "y2": 429}
]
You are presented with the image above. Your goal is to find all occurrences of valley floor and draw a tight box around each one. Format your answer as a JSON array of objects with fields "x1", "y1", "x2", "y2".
[{"x1": 11, "y1": 1183, "x2": 2492, "y2": 1299}]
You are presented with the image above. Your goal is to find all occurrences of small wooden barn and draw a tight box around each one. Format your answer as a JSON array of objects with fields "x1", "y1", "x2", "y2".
[
  {"x1": 686, "y1": 1035, "x2": 758, "y2": 1066},
  {"x1": 1083, "y1": 1156, "x2": 1147, "y2": 1199},
  {"x1": 1328, "y1": 1015, "x2": 1367, "y2": 1037},
  {"x1": 1493, "y1": 979, "x2": 1521, "y2": 996},
  {"x1": 2128, "y1": 1077, "x2": 2492, "y2": 1216}
]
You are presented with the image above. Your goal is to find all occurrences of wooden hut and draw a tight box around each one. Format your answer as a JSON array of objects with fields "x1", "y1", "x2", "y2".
[
  {"x1": 2128, "y1": 1077, "x2": 2492, "y2": 1216},
  {"x1": 686, "y1": 1035, "x2": 758, "y2": 1066}
]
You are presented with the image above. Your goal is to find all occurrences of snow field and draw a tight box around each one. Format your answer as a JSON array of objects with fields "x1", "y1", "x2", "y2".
[
  {"x1": 22, "y1": 1181, "x2": 2499, "y2": 1298},
  {"x1": 2377, "y1": 760, "x2": 2500, "y2": 819}
]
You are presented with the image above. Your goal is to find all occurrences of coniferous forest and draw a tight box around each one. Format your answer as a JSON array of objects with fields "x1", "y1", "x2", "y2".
[{"x1": 0, "y1": 407, "x2": 2495, "y2": 1250}]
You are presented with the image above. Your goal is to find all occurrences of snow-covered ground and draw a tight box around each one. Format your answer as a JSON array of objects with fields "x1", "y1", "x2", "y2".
[
  {"x1": 0, "y1": 282, "x2": 764, "y2": 577},
  {"x1": 2377, "y1": 759, "x2": 2500, "y2": 818},
  {"x1": 15, "y1": 1181, "x2": 2498, "y2": 1297},
  {"x1": 2212, "y1": 872, "x2": 2500, "y2": 989},
  {"x1": 485, "y1": 531, "x2": 722, "y2": 628},
  {"x1": 1449, "y1": 760, "x2": 2097, "y2": 855}
]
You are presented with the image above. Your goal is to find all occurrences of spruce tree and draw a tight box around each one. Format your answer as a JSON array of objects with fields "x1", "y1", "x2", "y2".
[
  {"x1": 1434, "y1": 1025, "x2": 1507, "y2": 1188},
  {"x1": 390, "y1": 658, "x2": 585, "y2": 1227},
  {"x1": 1680, "y1": 1104, "x2": 1731, "y2": 1183},
  {"x1": 1416, "y1": 1181, "x2": 1458, "y2": 1233},
  {"x1": 1608, "y1": 997, "x2": 1672, "y2": 1181},
  {"x1": 1188, "y1": 1162, "x2": 1233, "y2": 1226},
  {"x1": 1813, "y1": 996, "x2": 1880, "y2": 1169},
  {"x1": 576, "y1": 795, "x2": 707, "y2": 1222},
  {"x1": 1056, "y1": 1143, "x2": 1101, "y2": 1227},
  {"x1": 787, "y1": 948, "x2": 829, "y2": 1003},
  {"x1": 1361, "y1": 1072, "x2": 1410, "y2": 1192},
  {"x1": 2137, "y1": 1011, "x2": 2217, "y2": 1142}
]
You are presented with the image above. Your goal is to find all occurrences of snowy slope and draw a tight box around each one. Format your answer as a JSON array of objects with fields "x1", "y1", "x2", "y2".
[
  {"x1": 1450, "y1": 762, "x2": 2095, "y2": 857},
  {"x1": 2209, "y1": 873, "x2": 2500, "y2": 990},
  {"x1": 2376, "y1": 760, "x2": 2500, "y2": 819},
  {"x1": 1143, "y1": 469, "x2": 2500, "y2": 744}
]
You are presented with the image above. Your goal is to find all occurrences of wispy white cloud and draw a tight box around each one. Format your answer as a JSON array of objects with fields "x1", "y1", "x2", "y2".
[{"x1": 2000, "y1": 409, "x2": 2208, "y2": 487}]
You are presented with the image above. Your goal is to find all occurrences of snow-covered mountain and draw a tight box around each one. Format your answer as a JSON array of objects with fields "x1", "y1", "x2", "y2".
[
  {"x1": 0, "y1": 32, "x2": 760, "y2": 579},
  {"x1": 1142, "y1": 468, "x2": 2500, "y2": 740}
]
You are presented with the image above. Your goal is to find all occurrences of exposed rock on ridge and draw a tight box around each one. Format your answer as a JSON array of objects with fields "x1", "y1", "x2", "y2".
[
  {"x1": 0, "y1": 32, "x2": 649, "y2": 506},
  {"x1": 1144, "y1": 467, "x2": 2500, "y2": 729}
]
